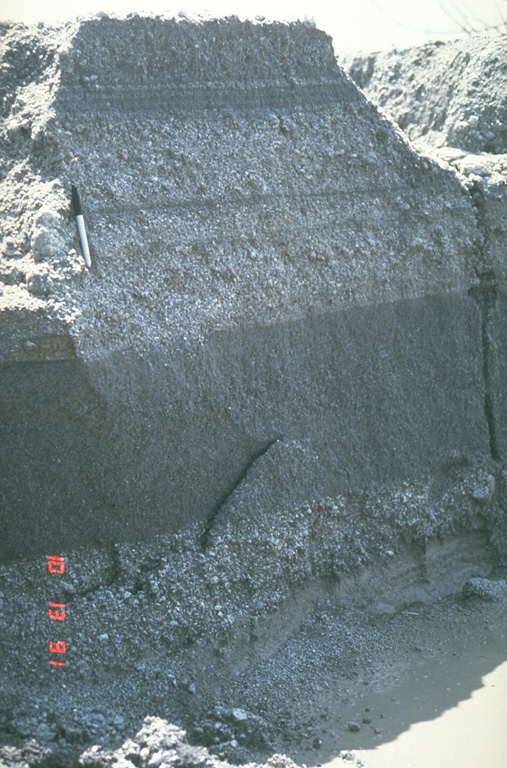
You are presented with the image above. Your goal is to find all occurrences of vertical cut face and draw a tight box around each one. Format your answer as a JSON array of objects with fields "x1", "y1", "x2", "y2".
[
  {"x1": 2, "y1": 16, "x2": 478, "y2": 361},
  {"x1": 48, "y1": 17, "x2": 477, "y2": 359},
  {"x1": 0, "y1": 17, "x2": 490, "y2": 562}
]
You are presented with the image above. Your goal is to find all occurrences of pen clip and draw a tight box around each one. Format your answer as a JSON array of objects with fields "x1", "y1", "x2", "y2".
[{"x1": 71, "y1": 185, "x2": 83, "y2": 217}]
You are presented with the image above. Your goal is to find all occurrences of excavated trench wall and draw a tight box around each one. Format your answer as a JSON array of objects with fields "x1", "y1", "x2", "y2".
[{"x1": 0, "y1": 18, "x2": 506, "y2": 573}]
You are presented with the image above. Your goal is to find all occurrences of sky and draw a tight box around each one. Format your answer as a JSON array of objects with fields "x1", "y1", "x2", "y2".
[{"x1": 0, "y1": 0, "x2": 505, "y2": 53}]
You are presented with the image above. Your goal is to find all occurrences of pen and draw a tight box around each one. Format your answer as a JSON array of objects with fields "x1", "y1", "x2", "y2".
[{"x1": 71, "y1": 184, "x2": 91, "y2": 268}]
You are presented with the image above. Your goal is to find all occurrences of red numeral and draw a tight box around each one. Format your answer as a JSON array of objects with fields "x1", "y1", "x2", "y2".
[
  {"x1": 47, "y1": 555, "x2": 65, "y2": 574},
  {"x1": 49, "y1": 640, "x2": 66, "y2": 654},
  {"x1": 48, "y1": 602, "x2": 66, "y2": 621},
  {"x1": 47, "y1": 556, "x2": 67, "y2": 667}
]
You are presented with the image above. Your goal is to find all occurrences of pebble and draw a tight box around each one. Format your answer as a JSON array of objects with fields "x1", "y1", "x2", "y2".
[
  {"x1": 35, "y1": 723, "x2": 56, "y2": 741},
  {"x1": 463, "y1": 577, "x2": 507, "y2": 601},
  {"x1": 372, "y1": 602, "x2": 396, "y2": 615},
  {"x1": 231, "y1": 708, "x2": 249, "y2": 722},
  {"x1": 460, "y1": 160, "x2": 492, "y2": 177},
  {"x1": 471, "y1": 474, "x2": 495, "y2": 503},
  {"x1": 346, "y1": 721, "x2": 361, "y2": 732}
]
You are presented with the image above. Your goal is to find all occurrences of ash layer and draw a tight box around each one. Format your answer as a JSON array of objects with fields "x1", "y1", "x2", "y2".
[{"x1": 1, "y1": 17, "x2": 507, "y2": 768}]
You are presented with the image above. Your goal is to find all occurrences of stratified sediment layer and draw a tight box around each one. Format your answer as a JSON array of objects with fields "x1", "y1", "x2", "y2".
[
  {"x1": 0, "y1": 16, "x2": 501, "y2": 566},
  {"x1": 1, "y1": 17, "x2": 478, "y2": 361}
]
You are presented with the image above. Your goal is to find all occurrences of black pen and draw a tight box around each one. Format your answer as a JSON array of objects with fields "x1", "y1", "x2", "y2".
[{"x1": 71, "y1": 185, "x2": 91, "y2": 268}]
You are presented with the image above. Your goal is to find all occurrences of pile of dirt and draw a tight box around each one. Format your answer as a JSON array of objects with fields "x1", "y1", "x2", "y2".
[
  {"x1": 341, "y1": 33, "x2": 507, "y2": 154},
  {"x1": 0, "y1": 16, "x2": 478, "y2": 364}
]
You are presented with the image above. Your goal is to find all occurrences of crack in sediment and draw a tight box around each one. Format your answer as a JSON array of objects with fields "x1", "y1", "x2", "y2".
[
  {"x1": 468, "y1": 179, "x2": 499, "y2": 461},
  {"x1": 200, "y1": 436, "x2": 281, "y2": 549}
]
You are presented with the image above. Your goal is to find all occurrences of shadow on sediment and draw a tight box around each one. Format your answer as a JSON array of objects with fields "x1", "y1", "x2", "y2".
[{"x1": 291, "y1": 598, "x2": 507, "y2": 767}]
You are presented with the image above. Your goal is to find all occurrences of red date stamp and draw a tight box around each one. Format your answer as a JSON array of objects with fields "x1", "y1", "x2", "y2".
[{"x1": 47, "y1": 555, "x2": 67, "y2": 668}]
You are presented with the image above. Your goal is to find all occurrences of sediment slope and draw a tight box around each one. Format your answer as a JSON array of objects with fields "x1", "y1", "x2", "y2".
[{"x1": 342, "y1": 33, "x2": 507, "y2": 154}]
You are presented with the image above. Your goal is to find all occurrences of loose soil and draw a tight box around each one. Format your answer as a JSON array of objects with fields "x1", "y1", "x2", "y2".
[{"x1": 295, "y1": 587, "x2": 507, "y2": 767}]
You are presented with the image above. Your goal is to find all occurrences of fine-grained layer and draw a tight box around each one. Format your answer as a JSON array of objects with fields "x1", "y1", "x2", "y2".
[{"x1": 0, "y1": 293, "x2": 490, "y2": 560}]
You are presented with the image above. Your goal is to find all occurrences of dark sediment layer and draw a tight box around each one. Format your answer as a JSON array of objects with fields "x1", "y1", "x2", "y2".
[{"x1": 0, "y1": 292, "x2": 494, "y2": 561}]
